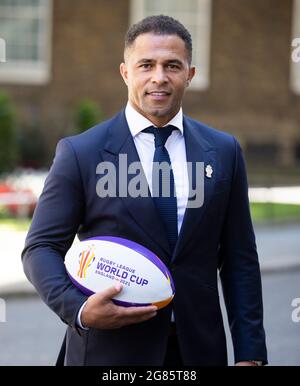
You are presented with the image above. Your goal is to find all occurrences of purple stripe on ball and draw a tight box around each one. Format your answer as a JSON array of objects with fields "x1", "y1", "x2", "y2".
[
  {"x1": 67, "y1": 272, "x2": 94, "y2": 296},
  {"x1": 112, "y1": 299, "x2": 151, "y2": 307}
]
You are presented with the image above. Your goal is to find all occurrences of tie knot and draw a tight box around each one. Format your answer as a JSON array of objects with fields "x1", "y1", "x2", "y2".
[{"x1": 143, "y1": 125, "x2": 177, "y2": 148}]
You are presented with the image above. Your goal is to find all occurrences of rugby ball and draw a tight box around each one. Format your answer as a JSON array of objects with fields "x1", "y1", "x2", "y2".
[{"x1": 64, "y1": 236, "x2": 175, "y2": 309}]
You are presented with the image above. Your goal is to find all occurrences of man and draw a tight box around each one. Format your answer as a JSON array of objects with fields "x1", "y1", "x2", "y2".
[{"x1": 22, "y1": 15, "x2": 267, "y2": 366}]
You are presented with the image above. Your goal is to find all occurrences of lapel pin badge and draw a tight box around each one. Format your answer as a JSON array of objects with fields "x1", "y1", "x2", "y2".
[{"x1": 205, "y1": 164, "x2": 213, "y2": 178}]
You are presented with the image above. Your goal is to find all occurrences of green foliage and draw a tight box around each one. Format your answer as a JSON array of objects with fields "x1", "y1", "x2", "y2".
[
  {"x1": 75, "y1": 99, "x2": 104, "y2": 134},
  {"x1": 18, "y1": 125, "x2": 47, "y2": 169},
  {"x1": 0, "y1": 92, "x2": 18, "y2": 174},
  {"x1": 0, "y1": 216, "x2": 31, "y2": 231},
  {"x1": 250, "y1": 202, "x2": 300, "y2": 223}
]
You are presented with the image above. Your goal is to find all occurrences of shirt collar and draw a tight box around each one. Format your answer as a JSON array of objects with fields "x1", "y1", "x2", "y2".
[{"x1": 125, "y1": 102, "x2": 184, "y2": 138}]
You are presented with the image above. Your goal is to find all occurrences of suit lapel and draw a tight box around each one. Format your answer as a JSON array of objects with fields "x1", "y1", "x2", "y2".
[
  {"x1": 172, "y1": 117, "x2": 217, "y2": 261},
  {"x1": 99, "y1": 111, "x2": 172, "y2": 258},
  {"x1": 99, "y1": 111, "x2": 218, "y2": 262}
]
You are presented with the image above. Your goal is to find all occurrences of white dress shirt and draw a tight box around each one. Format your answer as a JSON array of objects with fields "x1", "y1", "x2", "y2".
[
  {"x1": 77, "y1": 102, "x2": 189, "y2": 328},
  {"x1": 125, "y1": 102, "x2": 189, "y2": 234}
]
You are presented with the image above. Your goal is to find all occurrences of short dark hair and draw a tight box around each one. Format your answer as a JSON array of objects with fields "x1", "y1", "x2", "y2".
[{"x1": 125, "y1": 15, "x2": 193, "y2": 64}]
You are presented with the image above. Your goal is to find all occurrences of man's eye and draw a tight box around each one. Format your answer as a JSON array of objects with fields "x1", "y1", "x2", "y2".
[
  {"x1": 140, "y1": 64, "x2": 152, "y2": 69},
  {"x1": 167, "y1": 64, "x2": 180, "y2": 70}
]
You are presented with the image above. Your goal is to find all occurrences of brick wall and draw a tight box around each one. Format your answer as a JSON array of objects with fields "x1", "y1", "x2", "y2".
[{"x1": 1, "y1": 0, "x2": 299, "y2": 173}]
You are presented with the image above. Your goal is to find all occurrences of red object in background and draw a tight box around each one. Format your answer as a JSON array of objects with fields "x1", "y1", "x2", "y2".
[
  {"x1": 0, "y1": 183, "x2": 36, "y2": 217},
  {"x1": 0, "y1": 183, "x2": 15, "y2": 196}
]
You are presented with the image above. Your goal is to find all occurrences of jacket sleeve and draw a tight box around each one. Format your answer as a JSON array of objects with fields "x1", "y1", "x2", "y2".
[
  {"x1": 21, "y1": 138, "x2": 88, "y2": 331},
  {"x1": 218, "y1": 137, "x2": 268, "y2": 364}
]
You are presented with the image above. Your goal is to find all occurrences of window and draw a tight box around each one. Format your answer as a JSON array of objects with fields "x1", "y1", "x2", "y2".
[
  {"x1": 130, "y1": 0, "x2": 212, "y2": 91},
  {"x1": 0, "y1": 0, "x2": 52, "y2": 84},
  {"x1": 291, "y1": 0, "x2": 300, "y2": 94}
]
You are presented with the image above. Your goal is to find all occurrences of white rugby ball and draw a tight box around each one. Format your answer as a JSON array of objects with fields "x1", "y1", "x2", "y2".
[{"x1": 64, "y1": 236, "x2": 175, "y2": 309}]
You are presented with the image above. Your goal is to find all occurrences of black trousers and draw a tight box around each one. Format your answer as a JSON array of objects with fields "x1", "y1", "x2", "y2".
[
  {"x1": 163, "y1": 334, "x2": 184, "y2": 366},
  {"x1": 56, "y1": 331, "x2": 184, "y2": 367}
]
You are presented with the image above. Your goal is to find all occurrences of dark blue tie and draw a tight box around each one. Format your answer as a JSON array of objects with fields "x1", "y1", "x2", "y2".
[{"x1": 143, "y1": 125, "x2": 178, "y2": 253}]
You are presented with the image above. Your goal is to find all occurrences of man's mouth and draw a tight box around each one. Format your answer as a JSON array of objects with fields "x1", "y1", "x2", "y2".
[
  {"x1": 146, "y1": 91, "x2": 171, "y2": 96},
  {"x1": 146, "y1": 91, "x2": 171, "y2": 101}
]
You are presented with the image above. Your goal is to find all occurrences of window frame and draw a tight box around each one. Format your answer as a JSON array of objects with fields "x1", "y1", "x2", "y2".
[
  {"x1": 0, "y1": 0, "x2": 52, "y2": 85},
  {"x1": 130, "y1": 0, "x2": 212, "y2": 91}
]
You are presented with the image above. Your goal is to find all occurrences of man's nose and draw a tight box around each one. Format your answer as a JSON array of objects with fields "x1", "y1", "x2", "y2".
[{"x1": 151, "y1": 67, "x2": 168, "y2": 84}]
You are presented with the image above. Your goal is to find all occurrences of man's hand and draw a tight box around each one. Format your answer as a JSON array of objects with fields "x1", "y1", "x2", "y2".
[
  {"x1": 81, "y1": 283, "x2": 158, "y2": 329},
  {"x1": 235, "y1": 361, "x2": 259, "y2": 366}
]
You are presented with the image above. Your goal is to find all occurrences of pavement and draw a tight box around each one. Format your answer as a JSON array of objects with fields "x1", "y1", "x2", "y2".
[
  {"x1": 1, "y1": 267, "x2": 299, "y2": 365},
  {"x1": 0, "y1": 222, "x2": 299, "y2": 366},
  {"x1": 0, "y1": 222, "x2": 300, "y2": 297}
]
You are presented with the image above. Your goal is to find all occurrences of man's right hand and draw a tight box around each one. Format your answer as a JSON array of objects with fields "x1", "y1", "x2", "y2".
[{"x1": 81, "y1": 283, "x2": 158, "y2": 329}]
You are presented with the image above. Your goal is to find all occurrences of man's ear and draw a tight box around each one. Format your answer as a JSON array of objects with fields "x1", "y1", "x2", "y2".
[
  {"x1": 186, "y1": 66, "x2": 196, "y2": 87},
  {"x1": 120, "y1": 63, "x2": 128, "y2": 86}
]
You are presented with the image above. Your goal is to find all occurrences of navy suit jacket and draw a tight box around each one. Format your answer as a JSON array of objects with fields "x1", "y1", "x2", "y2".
[{"x1": 22, "y1": 110, "x2": 267, "y2": 365}]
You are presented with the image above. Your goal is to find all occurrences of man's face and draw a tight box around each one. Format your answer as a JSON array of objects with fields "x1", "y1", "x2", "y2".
[{"x1": 120, "y1": 33, "x2": 195, "y2": 127}]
